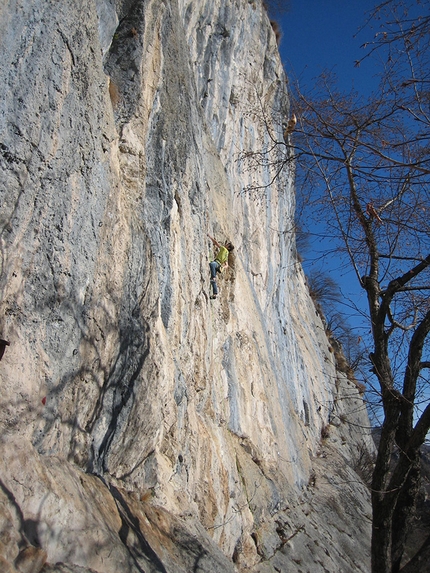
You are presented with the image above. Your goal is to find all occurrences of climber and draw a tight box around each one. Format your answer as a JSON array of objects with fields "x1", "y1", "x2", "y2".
[
  {"x1": 207, "y1": 234, "x2": 234, "y2": 299},
  {"x1": 366, "y1": 201, "x2": 383, "y2": 224},
  {"x1": 283, "y1": 113, "x2": 297, "y2": 140}
]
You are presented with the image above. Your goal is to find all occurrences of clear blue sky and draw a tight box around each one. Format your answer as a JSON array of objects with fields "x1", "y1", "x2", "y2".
[{"x1": 276, "y1": 0, "x2": 380, "y2": 93}]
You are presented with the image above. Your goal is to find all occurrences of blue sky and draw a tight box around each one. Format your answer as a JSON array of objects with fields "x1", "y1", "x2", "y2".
[{"x1": 276, "y1": 0, "x2": 380, "y2": 93}]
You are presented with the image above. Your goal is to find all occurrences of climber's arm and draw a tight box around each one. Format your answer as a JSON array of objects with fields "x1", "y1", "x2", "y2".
[{"x1": 207, "y1": 234, "x2": 222, "y2": 249}]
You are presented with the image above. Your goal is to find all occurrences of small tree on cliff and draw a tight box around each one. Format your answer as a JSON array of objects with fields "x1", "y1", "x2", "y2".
[
  {"x1": 290, "y1": 3, "x2": 430, "y2": 572},
  {"x1": 242, "y1": 2, "x2": 430, "y2": 572}
]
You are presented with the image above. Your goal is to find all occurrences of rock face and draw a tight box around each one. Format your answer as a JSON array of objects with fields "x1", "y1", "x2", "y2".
[{"x1": 0, "y1": 0, "x2": 374, "y2": 571}]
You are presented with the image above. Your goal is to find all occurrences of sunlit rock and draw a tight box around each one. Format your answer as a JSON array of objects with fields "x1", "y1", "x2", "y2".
[{"x1": 0, "y1": 0, "x2": 374, "y2": 571}]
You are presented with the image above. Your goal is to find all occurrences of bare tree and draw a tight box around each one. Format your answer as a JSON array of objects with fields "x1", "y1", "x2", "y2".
[
  {"x1": 242, "y1": 2, "x2": 430, "y2": 571},
  {"x1": 292, "y1": 4, "x2": 430, "y2": 571}
]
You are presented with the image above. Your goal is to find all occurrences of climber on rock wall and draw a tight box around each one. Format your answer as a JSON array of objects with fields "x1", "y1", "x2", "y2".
[{"x1": 207, "y1": 234, "x2": 234, "y2": 299}]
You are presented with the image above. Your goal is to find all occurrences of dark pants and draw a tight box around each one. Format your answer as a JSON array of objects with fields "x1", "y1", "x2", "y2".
[{"x1": 209, "y1": 261, "x2": 220, "y2": 295}]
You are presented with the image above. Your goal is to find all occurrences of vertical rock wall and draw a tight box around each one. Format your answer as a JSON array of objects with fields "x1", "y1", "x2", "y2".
[{"x1": 0, "y1": 0, "x2": 374, "y2": 571}]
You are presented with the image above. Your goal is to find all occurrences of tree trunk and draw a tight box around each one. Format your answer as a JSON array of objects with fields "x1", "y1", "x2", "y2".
[
  {"x1": 371, "y1": 415, "x2": 397, "y2": 573},
  {"x1": 372, "y1": 502, "x2": 394, "y2": 573},
  {"x1": 391, "y1": 458, "x2": 421, "y2": 572},
  {"x1": 370, "y1": 375, "x2": 406, "y2": 573}
]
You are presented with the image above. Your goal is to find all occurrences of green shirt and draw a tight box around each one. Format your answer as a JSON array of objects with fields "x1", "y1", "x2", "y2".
[{"x1": 215, "y1": 246, "x2": 229, "y2": 266}]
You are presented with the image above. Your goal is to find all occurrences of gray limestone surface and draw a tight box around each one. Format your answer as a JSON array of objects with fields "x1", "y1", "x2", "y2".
[{"x1": 0, "y1": 0, "x2": 374, "y2": 571}]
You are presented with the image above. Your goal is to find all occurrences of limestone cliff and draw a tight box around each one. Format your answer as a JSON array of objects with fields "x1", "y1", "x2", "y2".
[{"x1": 0, "y1": 1, "x2": 374, "y2": 572}]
